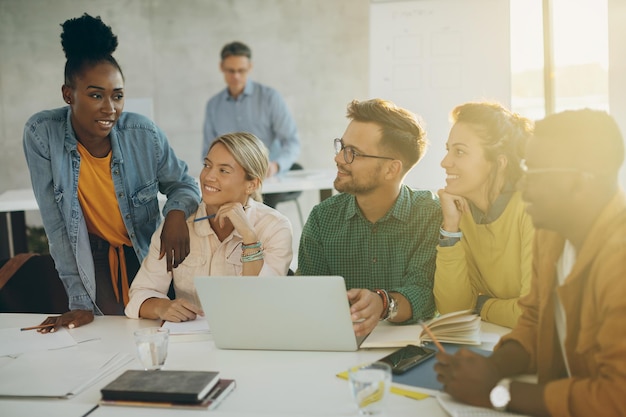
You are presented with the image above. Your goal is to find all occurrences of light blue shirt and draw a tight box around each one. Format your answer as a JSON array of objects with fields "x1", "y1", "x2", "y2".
[
  {"x1": 23, "y1": 107, "x2": 200, "y2": 313},
  {"x1": 202, "y1": 80, "x2": 300, "y2": 173}
]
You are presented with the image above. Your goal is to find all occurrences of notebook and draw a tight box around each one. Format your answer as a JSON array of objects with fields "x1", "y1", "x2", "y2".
[{"x1": 193, "y1": 276, "x2": 366, "y2": 351}]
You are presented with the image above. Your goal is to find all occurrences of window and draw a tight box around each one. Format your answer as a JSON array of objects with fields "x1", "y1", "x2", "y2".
[{"x1": 510, "y1": 0, "x2": 608, "y2": 118}]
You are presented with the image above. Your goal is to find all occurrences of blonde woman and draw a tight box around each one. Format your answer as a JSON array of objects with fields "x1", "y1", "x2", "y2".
[
  {"x1": 125, "y1": 132, "x2": 293, "y2": 322},
  {"x1": 434, "y1": 102, "x2": 534, "y2": 328}
]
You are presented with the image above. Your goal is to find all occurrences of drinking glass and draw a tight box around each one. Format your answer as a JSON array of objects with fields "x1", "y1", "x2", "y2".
[
  {"x1": 348, "y1": 361, "x2": 392, "y2": 415},
  {"x1": 133, "y1": 327, "x2": 169, "y2": 370}
]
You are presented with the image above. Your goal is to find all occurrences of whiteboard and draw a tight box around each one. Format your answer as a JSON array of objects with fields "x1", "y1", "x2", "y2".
[{"x1": 370, "y1": 0, "x2": 511, "y2": 191}]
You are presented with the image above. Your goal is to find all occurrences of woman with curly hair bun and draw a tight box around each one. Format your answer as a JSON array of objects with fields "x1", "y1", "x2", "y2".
[
  {"x1": 434, "y1": 102, "x2": 535, "y2": 328},
  {"x1": 23, "y1": 13, "x2": 200, "y2": 330}
]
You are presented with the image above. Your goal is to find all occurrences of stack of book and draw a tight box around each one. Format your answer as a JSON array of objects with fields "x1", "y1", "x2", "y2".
[{"x1": 100, "y1": 370, "x2": 235, "y2": 410}]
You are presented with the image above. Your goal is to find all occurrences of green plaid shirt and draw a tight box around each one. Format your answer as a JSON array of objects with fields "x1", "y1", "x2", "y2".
[{"x1": 297, "y1": 185, "x2": 441, "y2": 323}]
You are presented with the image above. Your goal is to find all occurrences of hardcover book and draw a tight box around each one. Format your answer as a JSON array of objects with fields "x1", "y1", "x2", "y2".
[
  {"x1": 100, "y1": 370, "x2": 220, "y2": 403},
  {"x1": 100, "y1": 378, "x2": 236, "y2": 410}
]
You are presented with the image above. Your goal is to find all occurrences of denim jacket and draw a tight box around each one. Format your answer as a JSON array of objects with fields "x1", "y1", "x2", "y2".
[{"x1": 23, "y1": 107, "x2": 200, "y2": 314}]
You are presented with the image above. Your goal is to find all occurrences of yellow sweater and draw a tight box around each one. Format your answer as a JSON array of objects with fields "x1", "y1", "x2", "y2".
[{"x1": 434, "y1": 192, "x2": 534, "y2": 328}]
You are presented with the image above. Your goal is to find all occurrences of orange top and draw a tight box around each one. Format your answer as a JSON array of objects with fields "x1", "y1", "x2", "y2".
[{"x1": 77, "y1": 142, "x2": 132, "y2": 305}]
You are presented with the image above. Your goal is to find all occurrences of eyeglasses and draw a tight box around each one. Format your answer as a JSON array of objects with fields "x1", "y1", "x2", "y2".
[
  {"x1": 519, "y1": 159, "x2": 595, "y2": 180},
  {"x1": 223, "y1": 68, "x2": 249, "y2": 76},
  {"x1": 333, "y1": 138, "x2": 394, "y2": 164}
]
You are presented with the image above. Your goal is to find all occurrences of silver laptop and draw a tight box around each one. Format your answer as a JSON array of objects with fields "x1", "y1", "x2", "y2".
[{"x1": 193, "y1": 276, "x2": 367, "y2": 351}]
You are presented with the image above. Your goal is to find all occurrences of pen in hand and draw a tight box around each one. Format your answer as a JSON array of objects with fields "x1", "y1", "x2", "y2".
[
  {"x1": 419, "y1": 320, "x2": 446, "y2": 353},
  {"x1": 193, "y1": 205, "x2": 251, "y2": 222},
  {"x1": 20, "y1": 323, "x2": 56, "y2": 331},
  {"x1": 193, "y1": 213, "x2": 216, "y2": 222}
]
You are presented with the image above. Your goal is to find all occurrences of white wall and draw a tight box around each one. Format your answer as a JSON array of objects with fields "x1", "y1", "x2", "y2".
[
  {"x1": 0, "y1": 0, "x2": 370, "y2": 195},
  {"x1": 608, "y1": 0, "x2": 626, "y2": 187},
  {"x1": 370, "y1": 0, "x2": 511, "y2": 191}
]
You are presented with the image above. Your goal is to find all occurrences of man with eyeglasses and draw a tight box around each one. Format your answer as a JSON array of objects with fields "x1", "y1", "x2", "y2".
[
  {"x1": 297, "y1": 98, "x2": 441, "y2": 337},
  {"x1": 434, "y1": 109, "x2": 626, "y2": 417},
  {"x1": 202, "y1": 41, "x2": 300, "y2": 208}
]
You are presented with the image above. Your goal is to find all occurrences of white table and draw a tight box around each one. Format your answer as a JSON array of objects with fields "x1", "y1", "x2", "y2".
[
  {"x1": 0, "y1": 313, "x2": 508, "y2": 417},
  {"x1": 0, "y1": 189, "x2": 35, "y2": 259},
  {"x1": 0, "y1": 169, "x2": 336, "y2": 258}
]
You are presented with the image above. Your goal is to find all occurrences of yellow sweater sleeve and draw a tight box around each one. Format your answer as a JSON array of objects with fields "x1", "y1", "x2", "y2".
[{"x1": 434, "y1": 192, "x2": 534, "y2": 328}]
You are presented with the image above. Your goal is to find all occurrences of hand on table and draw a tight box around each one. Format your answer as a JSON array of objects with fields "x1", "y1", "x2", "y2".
[
  {"x1": 155, "y1": 298, "x2": 204, "y2": 322},
  {"x1": 434, "y1": 348, "x2": 501, "y2": 407},
  {"x1": 37, "y1": 309, "x2": 94, "y2": 333}
]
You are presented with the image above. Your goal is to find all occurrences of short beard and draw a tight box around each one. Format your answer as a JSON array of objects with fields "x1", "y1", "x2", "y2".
[{"x1": 334, "y1": 176, "x2": 379, "y2": 195}]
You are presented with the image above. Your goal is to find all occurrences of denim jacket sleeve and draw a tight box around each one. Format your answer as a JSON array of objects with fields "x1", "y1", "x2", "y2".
[
  {"x1": 22, "y1": 109, "x2": 97, "y2": 312},
  {"x1": 152, "y1": 123, "x2": 200, "y2": 219}
]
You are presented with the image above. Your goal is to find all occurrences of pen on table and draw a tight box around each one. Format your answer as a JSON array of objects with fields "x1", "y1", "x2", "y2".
[
  {"x1": 419, "y1": 320, "x2": 446, "y2": 353},
  {"x1": 193, "y1": 205, "x2": 250, "y2": 222},
  {"x1": 20, "y1": 323, "x2": 56, "y2": 331}
]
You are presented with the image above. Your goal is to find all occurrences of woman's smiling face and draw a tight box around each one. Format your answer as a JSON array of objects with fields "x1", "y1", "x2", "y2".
[
  {"x1": 441, "y1": 122, "x2": 494, "y2": 205},
  {"x1": 63, "y1": 61, "x2": 125, "y2": 143},
  {"x1": 200, "y1": 142, "x2": 254, "y2": 211}
]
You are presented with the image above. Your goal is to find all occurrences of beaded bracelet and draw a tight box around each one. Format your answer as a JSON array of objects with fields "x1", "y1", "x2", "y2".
[
  {"x1": 374, "y1": 289, "x2": 390, "y2": 321},
  {"x1": 241, "y1": 248, "x2": 264, "y2": 263},
  {"x1": 242, "y1": 241, "x2": 262, "y2": 250},
  {"x1": 439, "y1": 227, "x2": 463, "y2": 238}
]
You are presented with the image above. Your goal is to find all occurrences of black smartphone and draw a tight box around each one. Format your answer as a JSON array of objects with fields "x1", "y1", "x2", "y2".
[{"x1": 378, "y1": 344, "x2": 436, "y2": 375}]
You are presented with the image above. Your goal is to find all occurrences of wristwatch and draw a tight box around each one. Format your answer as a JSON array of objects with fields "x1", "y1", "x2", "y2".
[
  {"x1": 489, "y1": 378, "x2": 512, "y2": 411},
  {"x1": 385, "y1": 295, "x2": 399, "y2": 321}
]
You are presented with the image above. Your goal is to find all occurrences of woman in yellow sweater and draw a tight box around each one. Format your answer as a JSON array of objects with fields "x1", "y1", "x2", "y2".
[{"x1": 434, "y1": 102, "x2": 534, "y2": 328}]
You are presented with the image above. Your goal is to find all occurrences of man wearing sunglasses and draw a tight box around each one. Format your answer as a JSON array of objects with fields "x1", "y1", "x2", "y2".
[{"x1": 297, "y1": 98, "x2": 441, "y2": 337}]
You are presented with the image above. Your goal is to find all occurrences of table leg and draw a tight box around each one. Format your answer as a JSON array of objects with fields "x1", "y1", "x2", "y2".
[{"x1": 0, "y1": 211, "x2": 28, "y2": 259}]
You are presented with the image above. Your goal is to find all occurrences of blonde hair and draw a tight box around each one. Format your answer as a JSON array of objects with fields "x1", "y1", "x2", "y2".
[{"x1": 208, "y1": 132, "x2": 269, "y2": 201}]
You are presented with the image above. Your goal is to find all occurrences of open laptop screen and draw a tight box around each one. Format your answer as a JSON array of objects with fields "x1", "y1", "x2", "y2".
[{"x1": 194, "y1": 276, "x2": 364, "y2": 351}]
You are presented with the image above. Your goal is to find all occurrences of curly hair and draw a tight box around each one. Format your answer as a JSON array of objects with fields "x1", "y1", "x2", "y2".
[
  {"x1": 450, "y1": 102, "x2": 533, "y2": 202},
  {"x1": 60, "y1": 13, "x2": 124, "y2": 87}
]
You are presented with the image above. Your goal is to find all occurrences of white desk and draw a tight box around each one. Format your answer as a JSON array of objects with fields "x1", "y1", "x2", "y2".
[
  {"x1": 0, "y1": 313, "x2": 508, "y2": 417},
  {"x1": 0, "y1": 169, "x2": 336, "y2": 258},
  {"x1": 261, "y1": 168, "x2": 335, "y2": 199}
]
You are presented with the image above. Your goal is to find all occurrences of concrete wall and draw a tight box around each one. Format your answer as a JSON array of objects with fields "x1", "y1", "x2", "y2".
[
  {"x1": 2, "y1": 0, "x2": 624, "y2": 211},
  {"x1": 0, "y1": 0, "x2": 369, "y2": 194}
]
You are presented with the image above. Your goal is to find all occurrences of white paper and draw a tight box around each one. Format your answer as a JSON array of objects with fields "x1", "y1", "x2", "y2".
[
  {"x1": 437, "y1": 392, "x2": 530, "y2": 417},
  {"x1": 162, "y1": 316, "x2": 210, "y2": 335},
  {"x1": 361, "y1": 322, "x2": 422, "y2": 348},
  {"x1": 0, "y1": 347, "x2": 133, "y2": 398},
  {"x1": 0, "y1": 327, "x2": 77, "y2": 357}
]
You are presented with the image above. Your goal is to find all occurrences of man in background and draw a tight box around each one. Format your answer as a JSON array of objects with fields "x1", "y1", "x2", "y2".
[
  {"x1": 297, "y1": 98, "x2": 441, "y2": 337},
  {"x1": 202, "y1": 41, "x2": 300, "y2": 208},
  {"x1": 434, "y1": 109, "x2": 626, "y2": 417}
]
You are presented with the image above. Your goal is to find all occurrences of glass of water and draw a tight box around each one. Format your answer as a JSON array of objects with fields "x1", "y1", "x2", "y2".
[
  {"x1": 133, "y1": 327, "x2": 169, "y2": 370},
  {"x1": 348, "y1": 361, "x2": 392, "y2": 415}
]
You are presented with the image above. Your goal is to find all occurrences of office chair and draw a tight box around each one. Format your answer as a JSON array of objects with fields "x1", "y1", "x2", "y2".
[
  {"x1": 263, "y1": 162, "x2": 305, "y2": 227},
  {"x1": 0, "y1": 253, "x2": 69, "y2": 314}
]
